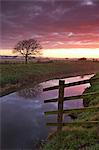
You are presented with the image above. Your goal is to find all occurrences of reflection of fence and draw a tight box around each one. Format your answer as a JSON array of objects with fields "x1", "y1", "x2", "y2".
[{"x1": 43, "y1": 77, "x2": 99, "y2": 132}]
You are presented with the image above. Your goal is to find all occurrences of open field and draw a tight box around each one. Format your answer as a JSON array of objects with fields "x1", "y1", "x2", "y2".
[
  {"x1": 0, "y1": 60, "x2": 99, "y2": 96},
  {"x1": 43, "y1": 73, "x2": 99, "y2": 150}
]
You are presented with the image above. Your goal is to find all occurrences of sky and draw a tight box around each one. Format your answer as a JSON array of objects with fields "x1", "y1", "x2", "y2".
[{"x1": 0, "y1": 0, "x2": 99, "y2": 58}]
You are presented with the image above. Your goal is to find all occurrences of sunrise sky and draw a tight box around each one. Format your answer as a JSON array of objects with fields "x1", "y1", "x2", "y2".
[{"x1": 1, "y1": 0, "x2": 99, "y2": 58}]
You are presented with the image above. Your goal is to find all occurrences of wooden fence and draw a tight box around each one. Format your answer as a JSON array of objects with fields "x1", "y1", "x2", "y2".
[{"x1": 43, "y1": 77, "x2": 99, "y2": 132}]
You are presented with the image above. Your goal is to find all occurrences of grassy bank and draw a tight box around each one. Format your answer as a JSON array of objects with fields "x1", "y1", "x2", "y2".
[
  {"x1": 0, "y1": 61, "x2": 99, "y2": 96},
  {"x1": 43, "y1": 73, "x2": 99, "y2": 150}
]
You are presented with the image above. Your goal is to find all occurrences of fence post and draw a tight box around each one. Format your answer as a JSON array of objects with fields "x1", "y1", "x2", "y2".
[{"x1": 57, "y1": 80, "x2": 65, "y2": 132}]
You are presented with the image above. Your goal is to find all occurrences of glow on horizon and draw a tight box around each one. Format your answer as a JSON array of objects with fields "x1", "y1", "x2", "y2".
[
  {"x1": 42, "y1": 48, "x2": 99, "y2": 58},
  {"x1": 0, "y1": 48, "x2": 99, "y2": 58}
]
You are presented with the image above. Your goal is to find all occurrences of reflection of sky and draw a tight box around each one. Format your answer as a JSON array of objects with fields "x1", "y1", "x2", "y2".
[
  {"x1": 40, "y1": 74, "x2": 94, "y2": 100},
  {"x1": 41, "y1": 74, "x2": 94, "y2": 88},
  {"x1": 42, "y1": 74, "x2": 94, "y2": 109}
]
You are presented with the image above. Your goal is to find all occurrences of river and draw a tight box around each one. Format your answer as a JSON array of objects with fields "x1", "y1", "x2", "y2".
[{"x1": 0, "y1": 74, "x2": 94, "y2": 149}]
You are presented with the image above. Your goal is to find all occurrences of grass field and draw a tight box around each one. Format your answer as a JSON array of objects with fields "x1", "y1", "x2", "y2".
[
  {"x1": 1, "y1": 61, "x2": 99, "y2": 86},
  {"x1": 0, "y1": 60, "x2": 99, "y2": 96},
  {"x1": 43, "y1": 73, "x2": 99, "y2": 150}
]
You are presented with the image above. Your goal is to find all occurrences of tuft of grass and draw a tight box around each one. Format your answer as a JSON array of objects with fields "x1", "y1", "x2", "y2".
[{"x1": 44, "y1": 127, "x2": 99, "y2": 150}]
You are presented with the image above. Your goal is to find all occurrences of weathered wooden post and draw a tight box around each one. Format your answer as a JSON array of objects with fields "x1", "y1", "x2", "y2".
[{"x1": 57, "y1": 80, "x2": 65, "y2": 132}]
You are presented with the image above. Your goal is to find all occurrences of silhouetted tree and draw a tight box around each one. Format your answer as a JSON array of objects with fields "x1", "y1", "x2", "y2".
[{"x1": 13, "y1": 39, "x2": 42, "y2": 64}]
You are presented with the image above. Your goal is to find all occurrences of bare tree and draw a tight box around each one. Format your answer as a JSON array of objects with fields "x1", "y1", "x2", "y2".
[{"x1": 13, "y1": 39, "x2": 42, "y2": 64}]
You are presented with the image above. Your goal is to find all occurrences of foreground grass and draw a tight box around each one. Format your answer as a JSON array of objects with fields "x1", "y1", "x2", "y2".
[
  {"x1": 43, "y1": 73, "x2": 99, "y2": 150},
  {"x1": 44, "y1": 127, "x2": 99, "y2": 150}
]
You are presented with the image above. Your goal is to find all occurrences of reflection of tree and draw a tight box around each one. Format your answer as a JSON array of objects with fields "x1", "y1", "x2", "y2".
[{"x1": 18, "y1": 84, "x2": 43, "y2": 99}]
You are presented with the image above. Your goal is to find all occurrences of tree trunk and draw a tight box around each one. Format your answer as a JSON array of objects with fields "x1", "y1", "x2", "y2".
[{"x1": 25, "y1": 54, "x2": 28, "y2": 64}]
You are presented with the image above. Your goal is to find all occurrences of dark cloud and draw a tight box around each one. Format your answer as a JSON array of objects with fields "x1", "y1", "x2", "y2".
[{"x1": 1, "y1": 0, "x2": 99, "y2": 49}]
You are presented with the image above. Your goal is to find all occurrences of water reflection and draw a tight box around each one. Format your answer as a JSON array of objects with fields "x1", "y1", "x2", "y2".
[
  {"x1": 17, "y1": 74, "x2": 94, "y2": 100},
  {"x1": 18, "y1": 84, "x2": 43, "y2": 98}
]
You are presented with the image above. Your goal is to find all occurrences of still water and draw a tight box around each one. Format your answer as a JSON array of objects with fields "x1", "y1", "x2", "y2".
[{"x1": 0, "y1": 74, "x2": 94, "y2": 149}]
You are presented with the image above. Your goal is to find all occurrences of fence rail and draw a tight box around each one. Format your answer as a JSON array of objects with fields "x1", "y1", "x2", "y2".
[
  {"x1": 43, "y1": 77, "x2": 99, "y2": 132},
  {"x1": 46, "y1": 121, "x2": 99, "y2": 126},
  {"x1": 45, "y1": 106, "x2": 99, "y2": 115}
]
